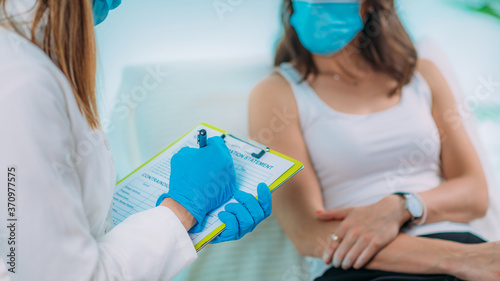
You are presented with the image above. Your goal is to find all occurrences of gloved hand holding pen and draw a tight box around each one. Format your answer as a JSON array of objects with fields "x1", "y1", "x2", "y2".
[
  {"x1": 156, "y1": 135, "x2": 273, "y2": 240},
  {"x1": 157, "y1": 136, "x2": 237, "y2": 229}
]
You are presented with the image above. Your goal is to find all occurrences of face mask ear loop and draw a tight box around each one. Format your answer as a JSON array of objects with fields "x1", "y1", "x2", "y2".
[{"x1": 362, "y1": 4, "x2": 375, "y2": 25}]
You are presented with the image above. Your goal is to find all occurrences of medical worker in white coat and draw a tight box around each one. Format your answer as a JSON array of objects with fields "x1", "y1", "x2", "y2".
[{"x1": 0, "y1": 0, "x2": 272, "y2": 280}]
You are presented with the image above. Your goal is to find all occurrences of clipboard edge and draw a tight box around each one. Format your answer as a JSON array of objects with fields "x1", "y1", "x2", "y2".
[
  {"x1": 113, "y1": 122, "x2": 303, "y2": 252},
  {"x1": 194, "y1": 161, "x2": 304, "y2": 251},
  {"x1": 115, "y1": 123, "x2": 212, "y2": 185},
  {"x1": 194, "y1": 145, "x2": 304, "y2": 251}
]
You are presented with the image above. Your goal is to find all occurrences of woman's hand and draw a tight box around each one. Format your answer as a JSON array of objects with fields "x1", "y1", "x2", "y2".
[
  {"x1": 319, "y1": 195, "x2": 411, "y2": 269},
  {"x1": 209, "y1": 183, "x2": 272, "y2": 243},
  {"x1": 450, "y1": 242, "x2": 500, "y2": 281}
]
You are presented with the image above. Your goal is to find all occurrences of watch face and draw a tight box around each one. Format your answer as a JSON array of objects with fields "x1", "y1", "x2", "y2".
[{"x1": 407, "y1": 195, "x2": 424, "y2": 218}]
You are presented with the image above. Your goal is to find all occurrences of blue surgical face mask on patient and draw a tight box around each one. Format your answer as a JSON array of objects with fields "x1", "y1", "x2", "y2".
[
  {"x1": 92, "y1": 0, "x2": 122, "y2": 25},
  {"x1": 290, "y1": 0, "x2": 364, "y2": 56}
]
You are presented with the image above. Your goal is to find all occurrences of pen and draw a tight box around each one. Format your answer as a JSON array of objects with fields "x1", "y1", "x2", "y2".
[{"x1": 197, "y1": 129, "x2": 207, "y2": 148}]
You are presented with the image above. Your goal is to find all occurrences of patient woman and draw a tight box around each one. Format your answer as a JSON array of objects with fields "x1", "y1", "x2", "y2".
[{"x1": 249, "y1": 0, "x2": 500, "y2": 280}]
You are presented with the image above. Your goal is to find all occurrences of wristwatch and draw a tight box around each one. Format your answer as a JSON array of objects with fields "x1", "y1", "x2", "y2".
[{"x1": 393, "y1": 192, "x2": 424, "y2": 225}]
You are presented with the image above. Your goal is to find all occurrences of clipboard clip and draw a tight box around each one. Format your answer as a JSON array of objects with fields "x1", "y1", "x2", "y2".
[{"x1": 221, "y1": 133, "x2": 270, "y2": 159}]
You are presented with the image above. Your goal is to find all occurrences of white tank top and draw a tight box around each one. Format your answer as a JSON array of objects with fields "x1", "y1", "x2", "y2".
[{"x1": 277, "y1": 63, "x2": 476, "y2": 237}]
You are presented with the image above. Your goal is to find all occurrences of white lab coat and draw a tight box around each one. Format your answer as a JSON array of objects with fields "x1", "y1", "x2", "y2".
[{"x1": 0, "y1": 2, "x2": 197, "y2": 280}]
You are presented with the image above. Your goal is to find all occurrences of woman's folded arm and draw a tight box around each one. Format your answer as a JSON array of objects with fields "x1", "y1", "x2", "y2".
[
  {"x1": 248, "y1": 73, "x2": 339, "y2": 256},
  {"x1": 417, "y1": 59, "x2": 489, "y2": 224},
  {"x1": 248, "y1": 72, "x2": 500, "y2": 280}
]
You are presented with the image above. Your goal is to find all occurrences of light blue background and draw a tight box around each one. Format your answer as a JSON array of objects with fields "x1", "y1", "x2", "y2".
[
  {"x1": 95, "y1": 0, "x2": 500, "y2": 186},
  {"x1": 95, "y1": 0, "x2": 500, "y2": 112},
  {"x1": 95, "y1": 1, "x2": 500, "y2": 280}
]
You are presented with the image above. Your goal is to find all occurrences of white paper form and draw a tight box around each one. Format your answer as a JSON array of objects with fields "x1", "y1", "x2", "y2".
[{"x1": 112, "y1": 125, "x2": 295, "y2": 248}]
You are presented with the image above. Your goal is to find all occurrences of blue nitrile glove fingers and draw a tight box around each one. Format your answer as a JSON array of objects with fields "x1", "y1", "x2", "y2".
[
  {"x1": 212, "y1": 212, "x2": 239, "y2": 242},
  {"x1": 225, "y1": 203, "x2": 255, "y2": 237},
  {"x1": 257, "y1": 182, "x2": 273, "y2": 217},
  {"x1": 166, "y1": 136, "x2": 236, "y2": 228},
  {"x1": 93, "y1": 0, "x2": 122, "y2": 25},
  {"x1": 233, "y1": 190, "x2": 264, "y2": 232},
  {"x1": 190, "y1": 190, "x2": 258, "y2": 235},
  {"x1": 210, "y1": 183, "x2": 272, "y2": 243}
]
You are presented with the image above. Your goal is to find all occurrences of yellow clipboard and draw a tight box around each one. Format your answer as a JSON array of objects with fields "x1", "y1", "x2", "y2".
[{"x1": 114, "y1": 122, "x2": 303, "y2": 251}]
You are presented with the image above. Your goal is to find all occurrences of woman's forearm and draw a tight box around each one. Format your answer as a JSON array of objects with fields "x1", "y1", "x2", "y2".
[
  {"x1": 420, "y1": 58, "x2": 489, "y2": 224},
  {"x1": 290, "y1": 217, "x2": 341, "y2": 257},
  {"x1": 419, "y1": 175, "x2": 488, "y2": 224},
  {"x1": 300, "y1": 220, "x2": 463, "y2": 275},
  {"x1": 365, "y1": 234, "x2": 462, "y2": 275},
  {"x1": 368, "y1": 235, "x2": 500, "y2": 281}
]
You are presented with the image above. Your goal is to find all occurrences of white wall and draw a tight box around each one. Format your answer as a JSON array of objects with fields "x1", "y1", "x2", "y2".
[
  {"x1": 95, "y1": 0, "x2": 282, "y2": 118},
  {"x1": 97, "y1": 0, "x2": 500, "y2": 185},
  {"x1": 95, "y1": 0, "x2": 500, "y2": 116}
]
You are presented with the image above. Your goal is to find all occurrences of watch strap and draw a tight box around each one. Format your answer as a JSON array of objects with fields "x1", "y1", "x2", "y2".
[{"x1": 393, "y1": 192, "x2": 423, "y2": 225}]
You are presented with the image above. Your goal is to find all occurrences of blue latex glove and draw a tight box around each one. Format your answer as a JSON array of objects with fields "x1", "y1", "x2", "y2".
[
  {"x1": 210, "y1": 183, "x2": 272, "y2": 243},
  {"x1": 92, "y1": 0, "x2": 122, "y2": 25},
  {"x1": 156, "y1": 137, "x2": 236, "y2": 229}
]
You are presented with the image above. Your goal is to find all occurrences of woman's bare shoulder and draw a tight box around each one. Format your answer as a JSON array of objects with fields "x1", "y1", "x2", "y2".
[
  {"x1": 416, "y1": 58, "x2": 460, "y2": 116},
  {"x1": 249, "y1": 72, "x2": 296, "y2": 109},
  {"x1": 415, "y1": 58, "x2": 445, "y2": 90}
]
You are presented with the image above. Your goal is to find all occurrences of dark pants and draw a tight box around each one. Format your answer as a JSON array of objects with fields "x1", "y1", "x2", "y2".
[{"x1": 315, "y1": 232, "x2": 486, "y2": 281}]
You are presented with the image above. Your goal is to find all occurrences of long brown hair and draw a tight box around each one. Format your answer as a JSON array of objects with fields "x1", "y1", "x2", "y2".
[
  {"x1": 1, "y1": 0, "x2": 100, "y2": 129},
  {"x1": 275, "y1": 0, "x2": 417, "y2": 94}
]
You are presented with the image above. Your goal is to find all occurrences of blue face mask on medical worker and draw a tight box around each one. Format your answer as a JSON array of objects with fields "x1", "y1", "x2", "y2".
[
  {"x1": 92, "y1": 0, "x2": 122, "y2": 25},
  {"x1": 290, "y1": 0, "x2": 364, "y2": 56}
]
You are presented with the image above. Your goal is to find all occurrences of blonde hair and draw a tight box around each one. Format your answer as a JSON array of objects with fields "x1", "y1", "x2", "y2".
[{"x1": 1, "y1": 0, "x2": 100, "y2": 129}]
